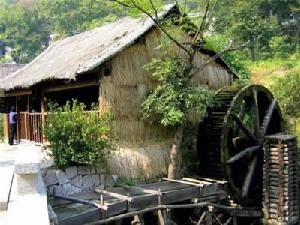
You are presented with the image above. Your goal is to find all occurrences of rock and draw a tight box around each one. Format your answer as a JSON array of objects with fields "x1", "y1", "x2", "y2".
[
  {"x1": 92, "y1": 175, "x2": 100, "y2": 187},
  {"x1": 45, "y1": 170, "x2": 58, "y2": 186},
  {"x1": 62, "y1": 183, "x2": 82, "y2": 195},
  {"x1": 82, "y1": 175, "x2": 93, "y2": 188},
  {"x1": 65, "y1": 166, "x2": 77, "y2": 179},
  {"x1": 90, "y1": 166, "x2": 96, "y2": 174},
  {"x1": 71, "y1": 175, "x2": 83, "y2": 188},
  {"x1": 53, "y1": 185, "x2": 64, "y2": 196},
  {"x1": 104, "y1": 175, "x2": 115, "y2": 187},
  {"x1": 47, "y1": 185, "x2": 56, "y2": 195},
  {"x1": 96, "y1": 166, "x2": 105, "y2": 174},
  {"x1": 100, "y1": 174, "x2": 105, "y2": 186},
  {"x1": 78, "y1": 166, "x2": 90, "y2": 175},
  {"x1": 56, "y1": 171, "x2": 69, "y2": 185}
]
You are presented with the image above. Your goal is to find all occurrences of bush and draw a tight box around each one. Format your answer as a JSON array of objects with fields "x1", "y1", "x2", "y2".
[
  {"x1": 269, "y1": 73, "x2": 300, "y2": 118},
  {"x1": 45, "y1": 100, "x2": 113, "y2": 168}
]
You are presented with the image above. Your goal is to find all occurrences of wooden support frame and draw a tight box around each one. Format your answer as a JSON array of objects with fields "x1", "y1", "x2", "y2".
[
  {"x1": 5, "y1": 90, "x2": 32, "y2": 97},
  {"x1": 44, "y1": 79, "x2": 99, "y2": 93}
]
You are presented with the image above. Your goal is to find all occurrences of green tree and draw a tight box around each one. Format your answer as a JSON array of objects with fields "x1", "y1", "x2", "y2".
[
  {"x1": 0, "y1": 1, "x2": 50, "y2": 63},
  {"x1": 38, "y1": 0, "x2": 125, "y2": 37},
  {"x1": 214, "y1": 0, "x2": 300, "y2": 60}
]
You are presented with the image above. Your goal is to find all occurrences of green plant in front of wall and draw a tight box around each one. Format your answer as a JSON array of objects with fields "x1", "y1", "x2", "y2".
[
  {"x1": 141, "y1": 54, "x2": 215, "y2": 128},
  {"x1": 45, "y1": 100, "x2": 113, "y2": 169}
]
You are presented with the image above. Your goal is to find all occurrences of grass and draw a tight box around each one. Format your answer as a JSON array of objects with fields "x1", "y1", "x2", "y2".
[
  {"x1": 246, "y1": 54, "x2": 300, "y2": 86},
  {"x1": 246, "y1": 54, "x2": 300, "y2": 147}
]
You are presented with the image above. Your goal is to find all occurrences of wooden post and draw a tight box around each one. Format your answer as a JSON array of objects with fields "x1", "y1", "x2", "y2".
[
  {"x1": 157, "y1": 189, "x2": 166, "y2": 225},
  {"x1": 41, "y1": 87, "x2": 46, "y2": 143},
  {"x1": 16, "y1": 96, "x2": 20, "y2": 143},
  {"x1": 3, "y1": 114, "x2": 9, "y2": 143},
  {"x1": 131, "y1": 215, "x2": 144, "y2": 225}
]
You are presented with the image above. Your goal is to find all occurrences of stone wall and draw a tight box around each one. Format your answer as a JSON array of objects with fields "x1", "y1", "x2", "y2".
[{"x1": 43, "y1": 166, "x2": 109, "y2": 196}]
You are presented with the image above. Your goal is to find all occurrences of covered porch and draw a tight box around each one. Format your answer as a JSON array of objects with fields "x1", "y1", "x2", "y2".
[{"x1": 1, "y1": 78, "x2": 100, "y2": 144}]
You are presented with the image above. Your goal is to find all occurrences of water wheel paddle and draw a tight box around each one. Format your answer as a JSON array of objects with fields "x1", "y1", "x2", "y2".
[{"x1": 198, "y1": 85, "x2": 284, "y2": 206}]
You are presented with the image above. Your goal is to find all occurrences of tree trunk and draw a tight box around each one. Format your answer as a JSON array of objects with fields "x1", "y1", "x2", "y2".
[{"x1": 168, "y1": 125, "x2": 184, "y2": 179}]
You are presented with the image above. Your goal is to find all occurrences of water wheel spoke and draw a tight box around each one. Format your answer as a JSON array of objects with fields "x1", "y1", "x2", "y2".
[
  {"x1": 261, "y1": 99, "x2": 277, "y2": 137},
  {"x1": 233, "y1": 101, "x2": 246, "y2": 136},
  {"x1": 227, "y1": 145, "x2": 260, "y2": 164},
  {"x1": 252, "y1": 89, "x2": 260, "y2": 138},
  {"x1": 230, "y1": 114, "x2": 257, "y2": 143},
  {"x1": 242, "y1": 156, "x2": 258, "y2": 198}
]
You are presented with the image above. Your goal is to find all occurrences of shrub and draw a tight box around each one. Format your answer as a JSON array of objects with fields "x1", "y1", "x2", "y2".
[
  {"x1": 45, "y1": 100, "x2": 113, "y2": 168},
  {"x1": 269, "y1": 73, "x2": 300, "y2": 118}
]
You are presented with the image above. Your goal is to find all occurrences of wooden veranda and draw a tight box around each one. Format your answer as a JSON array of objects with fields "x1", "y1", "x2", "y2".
[{"x1": 2, "y1": 111, "x2": 46, "y2": 143}]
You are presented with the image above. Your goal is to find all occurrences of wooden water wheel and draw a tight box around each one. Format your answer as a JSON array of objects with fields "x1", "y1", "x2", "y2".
[{"x1": 198, "y1": 84, "x2": 284, "y2": 206}]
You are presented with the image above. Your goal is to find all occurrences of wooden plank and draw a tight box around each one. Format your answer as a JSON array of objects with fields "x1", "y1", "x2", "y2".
[
  {"x1": 162, "y1": 186, "x2": 200, "y2": 204},
  {"x1": 122, "y1": 185, "x2": 160, "y2": 195},
  {"x1": 59, "y1": 207, "x2": 102, "y2": 225},
  {"x1": 41, "y1": 87, "x2": 46, "y2": 143},
  {"x1": 230, "y1": 209, "x2": 262, "y2": 217},
  {"x1": 130, "y1": 194, "x2": 157, "y2": 210},
  {"x1": 45, "y1": 80, "x2": 98, "y2": 93},
  {"x1": 103, "y1": 200, "x2": 128, "y2": 218},
  {"x1": 3, "y1": 114, "x2": 9, "y2": 143},
  {"x1": 5, "y1": 90, "x2": 32, "y2": 97},
  {"x1": 163, "y1": 178, "x2": 204, "y2": 187},
  {"x1": 94, "y1": 188, "x2": 130, "y2": 202}
]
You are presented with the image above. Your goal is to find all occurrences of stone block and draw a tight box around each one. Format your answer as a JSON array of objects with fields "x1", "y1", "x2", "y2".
[
  {"x1": 104, "y1": 175, "x2": 114, "y2": 187},
  {"x1": 15, "y1": 146, "x2": 40, "y2": 175},
  {"x1": 90, "y1": 166, "x2": 96, "y2": 174},
  {"x1": 65, "y1": 166, "x2": 77, "y2": 179},
  {"x1": 96, "y1": 166, "x2": 105, "y2": 174},
  {"x1": 91, "y1": 175, "x2": 100, "y2": 187},
  {"x1": 47, "y1": 185, "x2": 56, "y2": 195},
  {"x1": 100, "y1": 174, "x2": 105, "y2": 185},
  {"x1": 44, "y1": 170, "x2": 58, "y2": 186},
  {"x1": 82, "y1": 175, "x2": 93, "y2": 188},
  {"x1": 56, "y1": 171, "x2": 69, "y2": 185},
  {"x1": 17, "y1": 174, "x2": 38, "y2": 195},
  {"x1": 78, "y1": 166, "x2": 90, "y2": 175},
  {"x1": 53, "y1": 185, "x2": 64, "y2": 196},
  {"x1": 63, "y1": 184, "x2": 82, "y2": 195},
  {"x1": 71, "y1": 175, "x2": 82, "y2": 188}
]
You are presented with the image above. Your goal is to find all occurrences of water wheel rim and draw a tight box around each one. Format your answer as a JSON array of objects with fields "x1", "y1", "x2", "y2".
[{"x1": 220, "y1": 85, "x2": 284, "y2": 205}]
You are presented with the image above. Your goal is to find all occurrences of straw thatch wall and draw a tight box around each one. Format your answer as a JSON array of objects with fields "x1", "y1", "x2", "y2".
[{"x1": 100, "y1": 28, "x2": 233, "y2": 179}]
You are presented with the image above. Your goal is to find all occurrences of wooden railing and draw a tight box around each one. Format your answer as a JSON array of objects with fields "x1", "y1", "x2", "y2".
[
  {"x1": 2, "y1": 112, "x2": 46, "y2": 143},
  {"x1": 2, "y1": 110, "x2": 100, "y2": 144}
]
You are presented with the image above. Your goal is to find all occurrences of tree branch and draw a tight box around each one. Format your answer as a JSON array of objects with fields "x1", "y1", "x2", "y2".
[
  {"x1": 190, "y1": 40, "x2": 250, "y2": 79},
  {"x1": 110, "y1": 0, "x2": 193, "y2": 59}
]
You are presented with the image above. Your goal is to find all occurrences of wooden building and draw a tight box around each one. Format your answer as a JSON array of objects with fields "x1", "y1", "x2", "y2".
[{"x1": 0, "y1": 4, "x2": 234, "y2": 178}]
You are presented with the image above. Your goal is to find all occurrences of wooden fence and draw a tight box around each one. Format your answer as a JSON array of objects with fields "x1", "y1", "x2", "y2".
[{"x1": 2, "y1": 112, "x2": 46, "y2": 143}]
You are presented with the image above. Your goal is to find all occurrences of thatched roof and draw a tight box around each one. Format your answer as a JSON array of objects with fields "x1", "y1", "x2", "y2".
[
  {"x1": 0, "y1": 4, "x2": 177, "y2": 90},
  {"x1": 0, "y1": 3, "x2": 235, "y2": 91},
  {"x1": 0, "y1": 64, "x2": 24, "y2": 80}
]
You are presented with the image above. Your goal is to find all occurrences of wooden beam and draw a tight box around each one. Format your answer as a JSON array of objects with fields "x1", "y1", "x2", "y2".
[
  {"x1": 94, "y1": 188, "x2": 131, "y2": 202},
  {"x1": 45, "y1": 79, "x2": 99, "y2": 93},
  {"x1": 5, "y1": 90, "x2": 32, "y2": 97},
  {"x1": 163, "y1": 178, "x2": 204, "y2": 187},
  {"x1": 41, "y1": 87, "x2": 46, "y2": 143}
]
